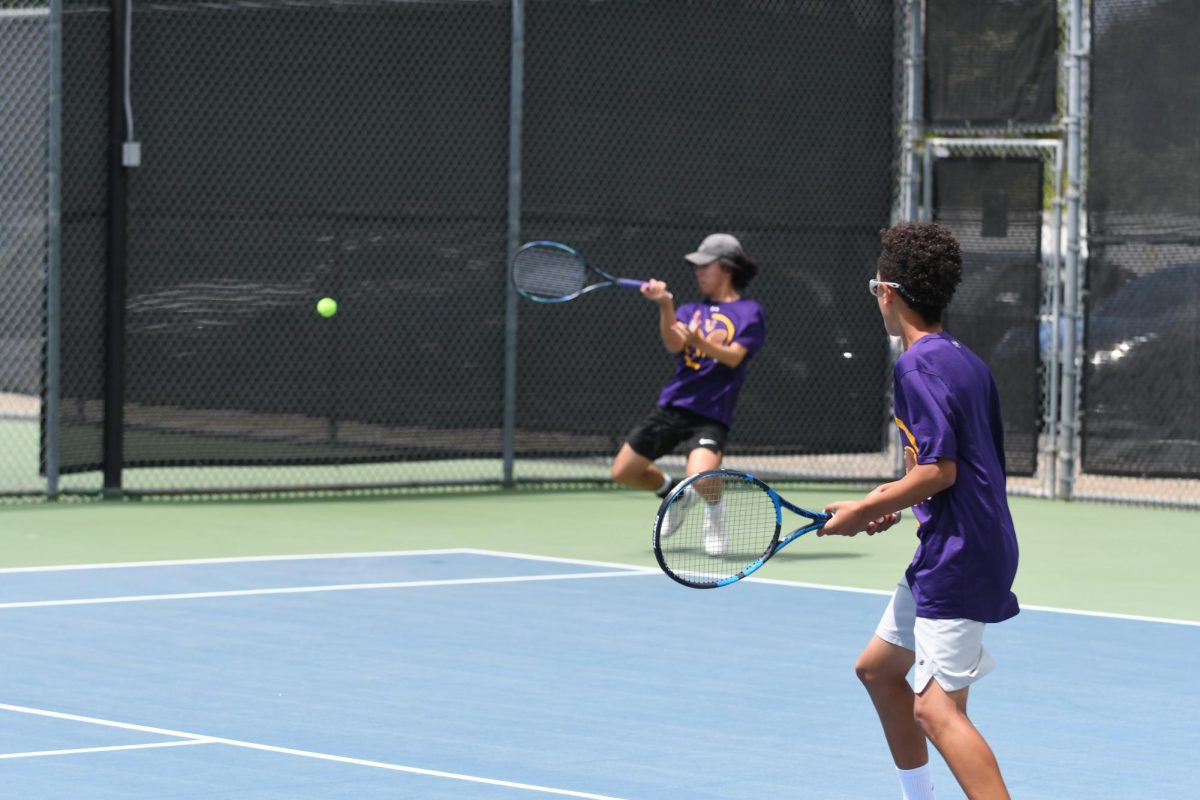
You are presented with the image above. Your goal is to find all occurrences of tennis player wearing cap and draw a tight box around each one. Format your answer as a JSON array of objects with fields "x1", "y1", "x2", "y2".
[
  {"x1": 820, "y1": 222, "x2": 1019, "y2": 800},
  {"x1": 609, "y1": 234, "x2": 765, "y2": 554}
]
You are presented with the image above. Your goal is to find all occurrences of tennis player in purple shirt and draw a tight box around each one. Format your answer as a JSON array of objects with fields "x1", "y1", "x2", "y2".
[
  {"x1": 821, "y1": 222, "x2": 1018, "y2": 800},
  {"x1": 610, "y1": 233, "x2": 765, "y2": 552}
]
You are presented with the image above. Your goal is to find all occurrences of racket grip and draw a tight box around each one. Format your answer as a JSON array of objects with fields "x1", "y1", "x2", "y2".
[{"x1": 619, "y1": 278, "x2": 671, "y2": 300}]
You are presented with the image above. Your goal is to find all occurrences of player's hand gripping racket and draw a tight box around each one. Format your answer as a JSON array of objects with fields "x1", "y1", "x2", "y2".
[
  {"x1": 511, "y1": 241, "x2": 662, "y2": 303},
  {"x1": 653, "y1": 470, "x2": 830, "y2": 589}
]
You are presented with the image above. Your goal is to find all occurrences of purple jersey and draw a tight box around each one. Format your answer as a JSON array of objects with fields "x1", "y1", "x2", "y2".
[
  {"x1": 893, "y1": 332, "x2": 1020, "y2": 623},
  {"x1": 657, "y1": 298, "x2": 766, "y2": 428}
]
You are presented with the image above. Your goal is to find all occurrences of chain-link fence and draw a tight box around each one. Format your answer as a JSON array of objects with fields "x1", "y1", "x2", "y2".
[
  {"x1": 919, "y1": 138, "x2": 1064, "y2": 498},
  {"x1": 107, "y1": 0, "x2": 511, "y2": 493},
  {"x1": 1, "y1": 0, "x2": 1197, "y2": 506},
  {"x1": 1082, "y1": 0, "x2": 1199, "y2": 501},
  {"x1": 932, "y1": 156, "x2": 1046, "y2": 478},
  {"x1": 7, "y1": 0, "x2": 910, "y2": 498},
  {"x1": 54, "y1": 0, "x2": 108, "y2": 495},
  {"x1": 514, "y1": 1, "x2": 903, "y2": 485},
  {"x1": 925, "y1": 0, "x2": 1059, "y2": 130},
  {"x1": 1, "y1": 1, "x2": 53, "y2": 496}
]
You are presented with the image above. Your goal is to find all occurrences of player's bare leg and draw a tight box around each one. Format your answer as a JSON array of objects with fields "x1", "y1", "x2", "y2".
[
  {"x1": 914, "y1": 682, "x2": 1010, "y2": 800},
  {"x1": 611, "y1": 443, "x2": 666, "y2": 491},
  {"x1": 686, "y1": 446, "x2": 721, "y2": 476},
  {"x1": 684, "y1": 447, "x2": 726, "y2": 553},
  {"x1": 685, "y1": 446, "x2": 723, "y2": 502},
  {"x1": 856, "y1": 635, "x2": 929, "y2": 769}
]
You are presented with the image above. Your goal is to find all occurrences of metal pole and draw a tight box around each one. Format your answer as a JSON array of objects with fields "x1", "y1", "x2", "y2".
[
  {"x1": 501, "y1": 0, "x2": 525, "y2": 486},
  {"x1": 1058, "y1": 0, "x2": 1085, "y2": 499},
  {"x1": 46, "y1": 0, "x2": 63, "y2": 497},
  {"x1": 103, "y1": 0, "x2": 131, "y2": 497},
  {"x1": 922, "y1": 141, "x2": 933, "y2": 221},
  {"x1": 886, "y1": 0, "x2": 924, "y2": 479},
  {"x1": 1045, "y1": 144, "x2": 1064, "y2": 498},
  {"x1": 901, "y1": 0, "x2": 923, "y2": 221}
]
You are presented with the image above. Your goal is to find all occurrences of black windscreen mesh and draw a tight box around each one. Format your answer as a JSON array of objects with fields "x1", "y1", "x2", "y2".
[
  {"x1": 118, "y1": 0, "x2": 511, "y2": 467},
  {"x1": 0, "y1": 6, "x2": 46, "y2": 402},
  {"x1": 54, "y1": 0, "x2": 110, "y2": 474},
  {"x1": 50, "y1": 0, "x2": 903, "y2": 481},
  {"x1": 517, "y1": 1, "x2": 899, "y2": 459},
  {"x1": 925, "y1": 0, "x2": 1057, "y2": 127},
  {"x1": 1084, "y1": 0, "x2": 1200, "y2": 478},
  {"x1": 934, "y1": 158, "x2": 1042, "y2": 476}
]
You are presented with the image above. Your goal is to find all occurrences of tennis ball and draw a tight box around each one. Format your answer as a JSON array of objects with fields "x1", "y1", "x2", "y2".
[{"x1": 316, "y1": 297, "x2": 337, "y2": 318}]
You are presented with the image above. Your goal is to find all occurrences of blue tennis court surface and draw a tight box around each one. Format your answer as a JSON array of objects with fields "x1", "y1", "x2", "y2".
[{"x1": 0, "y1": 550, "x2": 1195, "y2": 799}]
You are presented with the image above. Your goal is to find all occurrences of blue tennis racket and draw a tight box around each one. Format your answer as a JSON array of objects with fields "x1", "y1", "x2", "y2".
[
  {"x1": 511, "y1": 241, "x2": 656, "y2": 303},
  {"x1": 652, "y1": 469, "x2": 831, "y2": 589}
]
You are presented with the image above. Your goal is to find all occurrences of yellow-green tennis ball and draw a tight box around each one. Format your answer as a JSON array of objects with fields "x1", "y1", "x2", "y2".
[{"x1": 316, "y1": 297, "x2": 337, "y2": 318}]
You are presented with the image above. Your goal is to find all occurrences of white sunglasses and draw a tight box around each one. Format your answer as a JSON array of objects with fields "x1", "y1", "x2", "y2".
[{"x1": 868, "y1": 278, "x2": 917, "y2": 304}]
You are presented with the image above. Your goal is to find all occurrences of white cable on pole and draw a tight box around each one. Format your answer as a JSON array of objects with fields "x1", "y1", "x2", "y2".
[{"x1": 122, "y1": 0, "x2": 140, "y2": 166}]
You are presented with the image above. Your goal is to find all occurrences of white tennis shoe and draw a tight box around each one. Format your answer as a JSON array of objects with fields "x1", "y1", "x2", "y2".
[
  {"x1": 703, "y1": 499, "x2": 727, "y2": 556},
  {"x1": 661, "y1": 486, "x2": 698, "y2": 539}
]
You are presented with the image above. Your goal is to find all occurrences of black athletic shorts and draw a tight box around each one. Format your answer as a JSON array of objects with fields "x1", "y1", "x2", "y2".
[{"x1": 624, "y1": 405, "x2": 729, "y2": 461}]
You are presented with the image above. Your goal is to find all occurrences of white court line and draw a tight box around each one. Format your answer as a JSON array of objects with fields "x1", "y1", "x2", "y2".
[
  {"x1": 1, "y1": 548, "x2": 1194, "y2": 626},
  {"x1": 1011, "y1": 603, "x2": 1200, "y2": 627},
  {"x1": 0, "y1": 704, "x2": 628, "y2": 800},
  {"x1": 0, "y1": 549, "x2": 473, "y2": 574},
  {"x1": 457, "y1": 548, "x2": 659, "y2": 573},
  {"x1": 0, "y1": 739, "x2": 212, "y2": 760},
  {"x1": 737, "y1": 575, "x2": 1200, "y2": 626},
  {"x1": 463, "y1": 549, "x2": 1200, "y2": 626},
  {"x1": 0, "y1": 570, "x2": 651, "y2": 610}
]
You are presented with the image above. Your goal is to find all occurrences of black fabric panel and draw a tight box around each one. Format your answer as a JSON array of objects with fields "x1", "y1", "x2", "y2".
[
  {"x1": 926, "y1": 0, "x2": 1057, "y2": 126},
  {"x1": 935, "y1": 158, "x2": 1042, "y2": 476},
  {"x1": 1083, "y1": 0, "x2": 1200, "y2": 478},
  {"x1": 53, "y1": 0, "x2": 902, "y2": 471},
  {"x1": 53, "y1": 1, "x2": 111, "y2": 474},
  {"x1": 117, "y1": 0, "x2": 511, "y2": 467},
  {"x1": 518, "y1": 0, "x2": 898, "y2": 457}
]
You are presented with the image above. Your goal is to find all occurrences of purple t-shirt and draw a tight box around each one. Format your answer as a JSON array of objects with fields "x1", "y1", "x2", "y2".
[
  {"x1": 657, "y1": 298, "x2": 766, "y2": 428},
  {"x1": 893, "y1": 332, "x2": 1020, "y2": 623}
]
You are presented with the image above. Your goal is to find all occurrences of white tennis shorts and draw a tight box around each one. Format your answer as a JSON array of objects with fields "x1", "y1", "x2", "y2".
[{"x1": 874, "y1": 580, "x2": 996, "y2": 693}]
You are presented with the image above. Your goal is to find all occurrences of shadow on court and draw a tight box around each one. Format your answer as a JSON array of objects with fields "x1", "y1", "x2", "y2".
[{"x1": 767, "y1": 550, "x2": 867, "y2": 562}]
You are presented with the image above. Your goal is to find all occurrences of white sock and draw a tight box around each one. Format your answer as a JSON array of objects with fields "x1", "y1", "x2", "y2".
[
  {"x1": 655, "y1": 472, "x2": 674, "y2": 497},
  {"x1": 897, "y1": 763, "x2": 936, "y2": 800}
]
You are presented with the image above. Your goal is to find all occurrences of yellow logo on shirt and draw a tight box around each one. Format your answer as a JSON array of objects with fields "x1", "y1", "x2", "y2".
[
  {"x1": 895, "y1": 416, "x2": 918, "y2": 473},
  {"x1": 683, "y1": 312, "x2": 737, "y2": 370}
]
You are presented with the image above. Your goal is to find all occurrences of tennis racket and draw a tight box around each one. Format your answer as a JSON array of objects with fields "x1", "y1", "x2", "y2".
[
  {"x1": 511, "y1": 241, "x2": 658, "y2": 303},
  {"x1": 652, "y1": 469, "x2": 831, "y2": 589}
]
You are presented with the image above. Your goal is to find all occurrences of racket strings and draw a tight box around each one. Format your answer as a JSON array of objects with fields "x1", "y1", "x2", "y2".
[
  {"x1": 512, "y1": 247, "x2": 588, "y2": 298},
  {"x1": 657, "y1": 477, "x2": 778, "y2": 586}
]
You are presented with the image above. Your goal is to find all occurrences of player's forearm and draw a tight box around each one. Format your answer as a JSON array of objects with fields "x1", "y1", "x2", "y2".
[
  {"x1": 857, "y1": 462, "x2": 956, "y2": 518},
  {"x1": 658, "y1": 303, "x2": 684, "y2": 352},
  {"x1": 688, "y1": 339, "x2": 746, "y2": 367}
]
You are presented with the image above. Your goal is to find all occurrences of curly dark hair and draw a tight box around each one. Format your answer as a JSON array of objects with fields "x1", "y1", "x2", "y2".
[
  {"x1": 877, "y1": 222, "x2": 962, "y2": 324},
  {"x1": 721, "y1": 252, "x2": 760, "y2": 292}
]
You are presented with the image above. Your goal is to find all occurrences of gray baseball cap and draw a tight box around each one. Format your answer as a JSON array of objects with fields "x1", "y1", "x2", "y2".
[{"x1": 684, "y1": 233, "x2": 744, "y2": 266}]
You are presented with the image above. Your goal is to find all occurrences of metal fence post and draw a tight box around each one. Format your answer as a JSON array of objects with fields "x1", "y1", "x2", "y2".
[
  {"x1": 502, "y1": 0, "x2": 525, "y2": 486},
  {"x1": 46, "y1": 0, "x2": 63, "y2": 498},
  {"x1": 102, "y1": 0, "x2": 132, "y2": 497},
  {"x1": 1058, "y1": 0, "x2": 1085, "y2": 500},
  {"x1": 1044, "y1": 144, "x2": 1065, "y2": 499},
  {"x1": 901, "y1": 0, "x2": 923, "y2": 221},
  {"x1": 886, "y1": 0, "x2": 925, "y2": 478},
  {"x1": 922, "y1": 142, "x2": 933, "y2": 221}
]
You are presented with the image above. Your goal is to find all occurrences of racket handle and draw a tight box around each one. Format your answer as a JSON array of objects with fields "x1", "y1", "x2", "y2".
[{"x1": 618, "y1": 278, "x2": 671, "y2": 300}]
